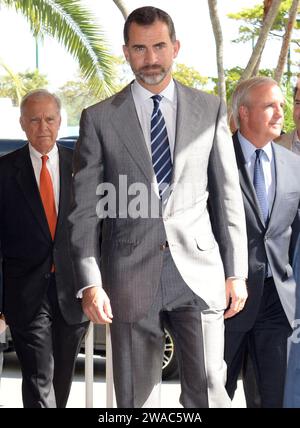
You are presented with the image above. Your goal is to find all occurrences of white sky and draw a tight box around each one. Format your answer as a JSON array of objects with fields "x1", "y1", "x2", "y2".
[{"x1": 0, "y1": 0, "x2": 289, "y2": 91}]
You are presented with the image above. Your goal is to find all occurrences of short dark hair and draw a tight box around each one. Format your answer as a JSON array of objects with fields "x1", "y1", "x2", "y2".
[{"x1": 123, "y1": 6, "x2": 176, "y2": 45}]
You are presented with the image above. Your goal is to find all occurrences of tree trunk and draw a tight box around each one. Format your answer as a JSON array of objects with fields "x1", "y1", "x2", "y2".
[
  {"x1": 274, "y1": 0, "x2": 300, "y2": 83},
  {"x1": 251, "y1": 0, "x2": 273, "y2": 75},
  {"x1": 112, "y1": 0, "x2": 129, "y2": 20},
  {"x1": 207, "y1": 0, "x2": 226, "y2": 101},
  {"x1": 240, "y1": 0, "x2": 282, "y2": 81},
  {"x1": 251, "y1": 53, "x2": 262, "y2": 76},
  {"x1": 264, "y1": 0, "x2": 273, "y2": 16}
]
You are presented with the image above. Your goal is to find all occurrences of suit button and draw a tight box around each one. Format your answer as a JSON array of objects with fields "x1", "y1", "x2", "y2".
[
  {"x1": 45, "y1": 273, "x2": 51, "y2": 279},
  {"x1": 160, "y1": 242, "x2": 169, "y2": 251}
]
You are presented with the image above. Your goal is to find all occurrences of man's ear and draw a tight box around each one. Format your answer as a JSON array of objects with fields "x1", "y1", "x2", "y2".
[
  {"x1": 19, "y1": 117, "x2": 25, "y2": 131},
  {"x1": 123, "y1": 45, "x2": 129, "y2": 62},
  {"x1": 239, "y1": 105, "x2": 248, "y2": 122},
  {"x1": 173, "y1": 40, "x2": 180, "y2": 59}
]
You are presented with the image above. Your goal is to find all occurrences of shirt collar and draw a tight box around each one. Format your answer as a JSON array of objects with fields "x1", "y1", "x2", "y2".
[
  {"x1": 238, "y1": 130, "x2": 273, "y2": 163},
  {"x1": 29, "y1": 142, "x2": 58, "y2": 162},
  {"x1": 131, "y1": 79, "x2": 176, "y2": 104}
]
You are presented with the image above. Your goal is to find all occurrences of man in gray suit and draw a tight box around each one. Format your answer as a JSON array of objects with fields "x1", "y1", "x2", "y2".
[
  {"x1": 276, "y1": 80, "x2": 300, "y2": 153},
  {"x1": 225, "y1": 77, "x2": 300, "y2": 407},
  {"x1": 69, "y1": 6, "x2": 248, "y2": 408}
]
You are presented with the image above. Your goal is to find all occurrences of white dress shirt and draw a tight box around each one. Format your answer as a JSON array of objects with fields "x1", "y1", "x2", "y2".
[{"x1": 29, "y1": 143, "x2": 60, "y2": 213}]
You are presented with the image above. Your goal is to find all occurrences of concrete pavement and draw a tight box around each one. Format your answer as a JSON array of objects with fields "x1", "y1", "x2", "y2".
[{"x1": 0, "y1": 352, "x2": 246, "y2": 408}]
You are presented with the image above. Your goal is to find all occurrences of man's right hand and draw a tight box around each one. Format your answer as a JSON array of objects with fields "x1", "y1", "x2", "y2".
[
  {"x1": 82, "y1": 286, "x2": 113, "y2": 324},
  {"x1": 0, "y1": 313, "x2": 7, "y2": 334}
]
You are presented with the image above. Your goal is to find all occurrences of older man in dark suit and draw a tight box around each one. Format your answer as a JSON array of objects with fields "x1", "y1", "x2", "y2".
[{"x1": 0, "y1": 90, "x2": 88, "y2": 408}]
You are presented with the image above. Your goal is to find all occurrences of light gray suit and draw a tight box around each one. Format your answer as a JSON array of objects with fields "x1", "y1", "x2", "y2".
[
  {"x1": 69, "y1": 81, "x2": 248, "y2": 407},
  {"x1": 275, "y1": 130, "x2": 297, "y2": 151}
]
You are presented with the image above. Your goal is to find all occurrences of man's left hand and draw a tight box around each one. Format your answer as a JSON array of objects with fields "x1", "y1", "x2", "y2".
[{"x1": 224, "y1": 278, "x2": 248, "y2": 319}]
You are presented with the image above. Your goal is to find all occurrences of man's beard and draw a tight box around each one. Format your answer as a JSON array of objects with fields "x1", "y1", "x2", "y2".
[{"x1": 133, "y1": 64, "x2": 172, "y2": 85}]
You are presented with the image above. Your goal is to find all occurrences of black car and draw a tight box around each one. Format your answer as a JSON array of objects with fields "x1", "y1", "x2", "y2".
[
  {"x1": 0, "y1": 138, "x2": 178, "y2": 379},
  {"x1": 0, "y1": 137, "x2": 77, "y2": 157}
]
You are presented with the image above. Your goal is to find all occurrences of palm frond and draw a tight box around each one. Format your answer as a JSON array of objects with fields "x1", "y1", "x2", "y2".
[
  {"x1": 0, "y1": 59, "x2": 26, "y2": 104},
  {"x1": 1, "y1": 0, "x2": 115, "y2": 97}
]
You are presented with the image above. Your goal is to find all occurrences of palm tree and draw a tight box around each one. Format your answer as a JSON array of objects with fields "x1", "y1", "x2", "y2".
[
  {"x1": 112, "y1": 0, "x2": 128, "y2": 20},
  {"x1": 0, "y1": 61, "x2": 25, "y2": 105},
  {"x1": 0, "y1": 0, "x2": 115, "y2": 97}
]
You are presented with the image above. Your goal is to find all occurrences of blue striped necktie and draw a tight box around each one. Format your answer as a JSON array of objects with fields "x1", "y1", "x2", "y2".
[
  {"x1": 150, "y1": 95, "x2": 173, "y2": 199},
  {"x1": 253, "y1": 149, "x2": 269, "y2": 224}
]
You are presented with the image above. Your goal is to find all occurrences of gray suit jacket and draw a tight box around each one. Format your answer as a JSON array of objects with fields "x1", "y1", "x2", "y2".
[
  {"x1": 226, "y1": 133, "x2": 300, "y2": 331},
  {"x1": 69, "y1": 81, "x2": 248, "y2": 322},
  {"x1": 275, "y1": 130, "x2": 297, "y2": 151}
]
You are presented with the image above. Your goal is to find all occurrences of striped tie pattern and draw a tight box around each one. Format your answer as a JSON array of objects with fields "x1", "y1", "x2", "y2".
[
  {"x1": 150, "y1": 95, "x2": 173, "y2": 199},
  {"x1": 253, "y1": 149, "x2": 269, "y2": 224}
]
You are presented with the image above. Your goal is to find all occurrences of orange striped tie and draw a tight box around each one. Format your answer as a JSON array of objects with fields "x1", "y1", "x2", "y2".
[{"x1": 40, "y1": 155, "x2": 57, "y2": 240}]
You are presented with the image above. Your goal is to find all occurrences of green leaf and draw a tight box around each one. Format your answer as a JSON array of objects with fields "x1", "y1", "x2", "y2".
[{"x1": 1, "y1": 0, "x2": 116, "y2": 96}]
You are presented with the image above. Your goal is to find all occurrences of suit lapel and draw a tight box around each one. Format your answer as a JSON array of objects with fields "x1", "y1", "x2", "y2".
[
  {"x1": 163, "y1": 82, "x2": 212, "y2": 211},
  {"x1": 111, "y1": 84, "x2": 154, "y2": 184},
  {"x1": 171, "y1": 82, "x2": 205, "y2": 186},
  {"x1": 266, "y1": 144, "x2": 283, "y2": 234},
  {"x1": 14, "y1": 145, "x2": 51, "y2": 240},
  {"x1": 56, "y1": 145, "x2": 70, "y2": 237},
  {"x1": 233, "y1": 133, "x2": 266, "y2": 228}
]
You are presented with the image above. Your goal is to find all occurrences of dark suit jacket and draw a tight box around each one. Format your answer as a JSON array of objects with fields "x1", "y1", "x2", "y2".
[
  {"x1": 0, "y1": 254, "x2": 3, "y2": 314},
  {"x1": 0, "y1": 144, "x2": 86, "y2": 327},
  {"x1": 225, "y1": 132, "x2": 300, "y2": 332},
  {"x1": 0, "y1": 241, "x2": 3, "y2": 313}
]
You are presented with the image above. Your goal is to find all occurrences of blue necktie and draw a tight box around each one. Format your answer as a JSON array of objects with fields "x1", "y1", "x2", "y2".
[
  {"x1": 150, "y1": 95, "x2": 172, "y2": 199},
  {"x1": 253, "y1": 149, "x2": 269, "y2": 224}
]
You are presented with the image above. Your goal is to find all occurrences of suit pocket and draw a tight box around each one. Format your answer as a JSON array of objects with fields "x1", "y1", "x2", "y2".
[
  {"x1": 284, "y1": 192, "x2": 299, "y2": 200},
  {"x1": 113, "y1": 239, "x2": 138, "y2": 257},
  {"x1": 195, "y1": 235, "x2": 216, "y2": 251}
]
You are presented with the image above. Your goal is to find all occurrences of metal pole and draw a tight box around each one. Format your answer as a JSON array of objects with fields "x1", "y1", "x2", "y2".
[
  {"x1": 85, "y1": 322, "x2": 94, "y2": 408},
  {"x1": 106, "y1": 324, "x2": 116, "y2": 407},
  {"x1": 35, "y1": 37, "x2": 39, "y2": 70}
]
